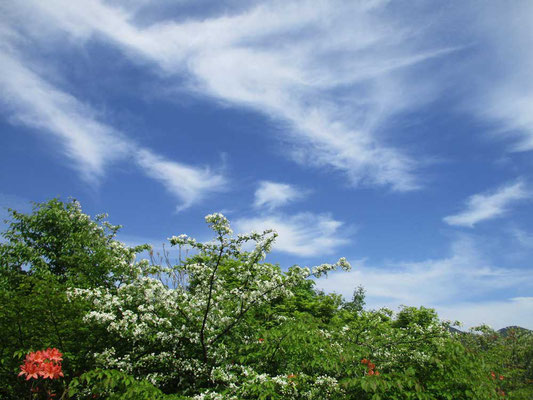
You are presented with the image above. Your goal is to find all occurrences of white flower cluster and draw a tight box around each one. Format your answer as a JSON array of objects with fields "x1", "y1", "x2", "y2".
[
  {"x1": 310, "y1": 257, "x2": 351, "y2": 278},
  {"x1": 193, "y1": 391, "x2": 236, "y2": 400},
  {"x1": 71, "y1": 213, "x2": 352, "y2": 394},
  {"x1": 205, "y1": 213, "x2": 233, "y2": 236},
  {"x1": 231, "y1": 367, "x2": 345, "y2": 399}
]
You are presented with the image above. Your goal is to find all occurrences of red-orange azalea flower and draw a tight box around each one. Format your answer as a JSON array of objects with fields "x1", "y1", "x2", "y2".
[
  {"x1": 27, "y1": 350, "x2": 46, "y2": 364},
  {"x1": 18, "y1": 348, "x2": 63, "y2": 381},
  {"x1": 41, "y1": 362, "x2": 64, "y2": 379},
  {"x1": 44, "y1": 348, "x2": 63, "y2": 362},
  {"x1": 18, "y1": 361, "x2": 41, "y2": 380}
]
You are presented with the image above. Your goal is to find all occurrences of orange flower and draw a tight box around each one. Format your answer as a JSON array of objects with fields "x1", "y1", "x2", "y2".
[
  {"x1": 287, "y1": 374, "x2": 296, "y2": 379},
  {"x1": 258, "y1": 338, "x2": 265, "y2": 343},
  {"x1": 41, "y1": 362, "x2": 64, "y2": 380},
  {"x1": 367, "y1": 370, "x2": 375, "y2": 376},
  {"x1": 27, "y1": 350, "x2": 46, "y2": 364},
  {"x1": 18, "y1": 349, "x2": 63, "y2": 381},
  {"x1": 18, "y1": 361, "x2": 41, "y2": 380},
  {"x1": 375, "y1": 371, "x2": 380, "y2": 376},
  {"x1": 361, "y1": 358, "x2": 369, "y2": 364},
  {"x1": 44, "y1": 348, "x2": 63, "y2": 362}
]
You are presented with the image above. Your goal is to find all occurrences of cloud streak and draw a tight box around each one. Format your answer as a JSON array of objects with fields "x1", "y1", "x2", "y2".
[
  {"x1": 136, "y1": 149, "x2": 226, "y2": 212},
  {"x1": 467, "y1": 1, "x2": 533, "y2": 151},
  {"x1": 3, "y1": 0, "x2": 533, "y2": 193},
  {"x1": 234, "y1": 212, "x2": 350, "y2": 257},
  {"x1": 316, "y1": 235, "x2": 533, "y2": 329},
  {"x1": 0, "y1": 50, "x2": 130, "y2": 184},
  {"x1": 4, "y1": 0, "x2": 462, "y2": 191},
  {"x1": 443, "y1": 181, "x2": 529, "y2": 228},
  {"x1": 0, "y1": 47, "x2": 225, "y2": 210},
  {"x1": 254, "y1": 181, "x2": 303, "y2": 211}
]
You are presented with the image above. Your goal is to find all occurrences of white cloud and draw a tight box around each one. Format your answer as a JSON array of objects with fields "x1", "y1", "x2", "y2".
[
  {"x1": 467, "y1": 2, "x2": 533, "y2": 151},
  {"x1": 4, "y1": 0, "x2": 461, "y2": 191},
  {"x1": 437, "y1": 297, "x2": 533, "y2": 331},
  {"x1": 0, "y1": 49, "x2": 225, "y2": 209},
  {"x1": 512, "y1": 228, "x2": 533, "y2": 249},
  {"x1": 443, "y1": 181, "x2": 529, "y2": 227},
  {"x1": 0, "y1": 50, "x2": 130, "y2": 184},
  {"x1": 4, "y1": 1, "x2": 533, "y2": 192},
  {"x1": 316, "y1": 236, "x2": 533, "y2": 329},
  {"x1": 136, "y1": 149, "x2": 226, "y2": 212},
  {"x1": 254, "y1": 181, "x2": 303, "y2": 210},
  {"x1": 234, "y1": 212, "x2": 350, "y2": 257}
]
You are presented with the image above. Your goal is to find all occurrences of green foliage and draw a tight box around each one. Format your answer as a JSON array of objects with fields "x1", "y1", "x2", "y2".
[
  {"x1": 1, "y1": 199, "x2": 531, "y2": 399},
  {"x1": 460, "y1": 325, "x2": 533, "y2": 399},
  {"x1": 0, "y1": 199, "x2": 148, "y2": 399},
  {"x1": 68, "y1": 369, "x2": 184, "y2": 400},
  {"x1": 0, "y1": 198, "x2": 149, "y2": 287}
]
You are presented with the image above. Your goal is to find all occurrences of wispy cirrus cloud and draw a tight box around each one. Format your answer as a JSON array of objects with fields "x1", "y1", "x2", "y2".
[
  {"x1": 0, "y1": 50, "x2": 130, "y2": 184},
  {"x1": 254, "y1": 181, "x2": 304, "y2": 211},
  {"x1": 234, "y1": 212, "x2": 350, "y2": 257},
  {"x1": 0, "y1": 47, "x2": 225, "y2": 210},
  {"x1": 511, "y1": 228, "x2": 533, "y2": 249},
  {"x1": 443, "y1": 181, "x2": 529, "y2": 228},
  {"x1": 136, "y1": 149, "x2": 226, "y2": 212},
  {"x1": 467, "y1": 1, "x2": 533, "y2": 151},
  {"x1": 3, "y1": 0, "x2": 533, "y2": 194},
  {"x1": 3, "y1": 0, "x2": 462, "y2": 191}
]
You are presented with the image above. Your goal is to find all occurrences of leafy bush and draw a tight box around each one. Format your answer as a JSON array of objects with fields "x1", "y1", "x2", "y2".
[
  {"x1": 0, "y1": 199, "x2": 148, "y2": 398},
  {"x1": 1, "y1": 199, "x2": 531, "y2": 399}
]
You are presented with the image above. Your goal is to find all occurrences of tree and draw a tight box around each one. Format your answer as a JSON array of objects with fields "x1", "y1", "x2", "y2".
[
  {"x1": 0, "y1": 199, "x2": 148, "y2": 399},
  {"x1": 0, "y1": 198, "x2": 148, "y2": 287},
  {"x1": 2, "y1": 199, "x2": 525, "y2": 399},
  {"x1": 71, "y1": 212, "x2": 351, "y2": 393}
]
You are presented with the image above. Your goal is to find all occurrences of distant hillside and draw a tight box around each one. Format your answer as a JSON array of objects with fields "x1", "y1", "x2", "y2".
[
  {"x1": 497, "y1": 326, "x2": 532, "y2": 336},
  {"x1": 447, "y1": 325, "x2": 531, "y2": 335},
  {"x1": 447, "y1": 326, "x2": 465, "y2": 334}
]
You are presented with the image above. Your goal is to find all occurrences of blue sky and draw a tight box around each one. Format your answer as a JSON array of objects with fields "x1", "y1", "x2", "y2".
[{"x1": 1, "y1": 0, "x2": 532, "y2": 329}]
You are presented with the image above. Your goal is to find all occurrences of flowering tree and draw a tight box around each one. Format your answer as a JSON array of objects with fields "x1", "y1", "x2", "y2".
[
  {"x1": 2, "y1": 199, "x2": 530, "y2": 399},
  {"x1": 71, "y1": 213, "x2": 350, "y2": 394}
]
